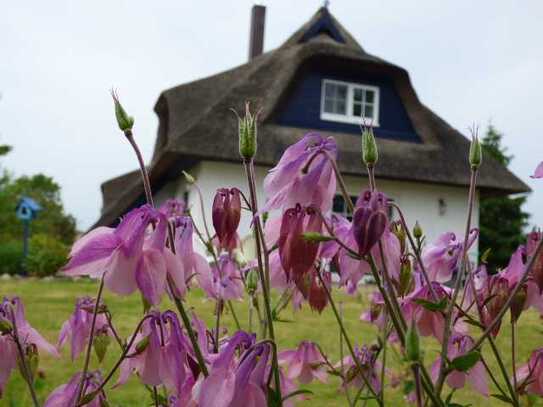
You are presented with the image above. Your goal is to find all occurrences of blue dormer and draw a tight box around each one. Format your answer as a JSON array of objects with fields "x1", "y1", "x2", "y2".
[
  {"x1": 275, "y1": 58, "x2": 421, "y2": 143},
  {"x1": 15, "y1": 196, "x2": 42, "y2": 221}
]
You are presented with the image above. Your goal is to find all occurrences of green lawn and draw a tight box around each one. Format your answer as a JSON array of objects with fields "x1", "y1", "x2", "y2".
[{"x1": 1, "y1": 278, "x2": 542, "y2": 406}]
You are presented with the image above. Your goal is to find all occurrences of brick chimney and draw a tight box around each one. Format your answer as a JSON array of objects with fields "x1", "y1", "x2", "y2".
[{"x1": 248, "y1": 5, "x2": 266, "y2": 60}]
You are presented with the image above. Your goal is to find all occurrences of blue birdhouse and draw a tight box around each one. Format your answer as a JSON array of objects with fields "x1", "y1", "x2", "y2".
[{"x1": 15, "y1": 196, "x2": 42, "y2": 221}]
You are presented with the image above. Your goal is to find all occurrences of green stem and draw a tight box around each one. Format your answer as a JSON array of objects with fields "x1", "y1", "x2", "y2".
[{"x1": 227, "y1": 300, "x2": 241, "y2": 331}]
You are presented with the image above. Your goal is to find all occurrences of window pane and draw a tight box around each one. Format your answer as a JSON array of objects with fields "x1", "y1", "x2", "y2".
[
  {"x1": 333, "y1": 195, "x2": 344, "y2": 213},
  {"x1": 366, "y1": 90, "x2": 375, "y2": 103},
  {"x1": 364, "y1": 104, "x2": 374, "y2": 118},
  {"x1": 336, "y1": 100, "x2": 346, "y2": 114},
  {"x1": 337, "y1": 84, "x2": 347, "y2": 99},
  {"x1": 324, "y1": 100, "x2": 335, "y2": 113},
  {"x1": 353, "y1": 103, "x2": 362, "y2": 117},
  {"x1": 353, "y1": 88, "x2": 363, "y2": 102},
  {"x1": 324, "y1": 83, "x2": 335, "y2": 98}
]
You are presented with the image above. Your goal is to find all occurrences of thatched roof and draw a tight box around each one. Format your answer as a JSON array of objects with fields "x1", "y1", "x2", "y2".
[{"x1": 94, "y1": 7, "x2": 529, "y2": 228}]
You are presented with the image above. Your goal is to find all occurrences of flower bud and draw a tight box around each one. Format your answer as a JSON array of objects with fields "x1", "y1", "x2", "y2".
[
  {"x1": 469, "y1": 136, "x2": 482, "y2": 169},
  {"x1": 212, "y1": 188, "x2": 242, "y2": 251},
  {"x1": 405, "y1": 320, "x2": 421, "y2": 362},
  {"x1": 246, "y1": 269, "x2": 259, "y2": 296},
  {"x1": 93, "y1": 329, "x2": 111, "y2": 363},
  {"x1": 391, "y1": 221, "x2": 406, "y2": 254},
  {"x1": 413, "y1": 221, "x2": 423, "y2": 240},
  {"x1": 361, "y1": 127, "x2": 378, "y2": 167},
  {"x1": 182, "y1": 170, "x2": 196, "y2": 185},
  {"x1": 111, "y1": 90, "x2": 134, "y2": 132},
  {"x1": 352, "y1": 190, "x2": 388, "y2": 256},
  {"x1": 399, "y1": 257, "x2": 413, "y2": 297},
  {"x1": 510, "y1": 284, "x2": 527, "y2": 323},
  {"x1": 238, "y1": 102, "x2": 258, "y2": 160}
]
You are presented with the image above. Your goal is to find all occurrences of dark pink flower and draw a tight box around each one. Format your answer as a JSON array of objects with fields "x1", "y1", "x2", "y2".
[
  {"x1": 57, "y1": 297, "x2": 111, "y2": 360},
  {"x1": 263, "y1": 133, "x2": 337, "y2": 213},
  {"x1": 352, "y1": 190, "x2": 388, "y2": 256},
  {"x1": 279, "y1": 341, "x2": 327, "y2": 384},
  {"x1": 431, "y1": 334, "x2": 488, "y2": 396},
  {"x1": 278, "y1": 205, "x2": 322, "y2": 284},
  {"x1": 213, "y1": 188, "x2": 242, "y2": 252},
  {"x1": 44, "y1": 371, "x2": 106, "y2": 407},
  {"x1": 530, "y1": 161, "x2": 543, "y2": 178},
  {"x1": 515, "y1": 348, "x2": 543, "y2": 395}
]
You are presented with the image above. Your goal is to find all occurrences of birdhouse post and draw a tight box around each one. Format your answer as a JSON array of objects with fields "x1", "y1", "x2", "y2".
[{"x1": 15, "y1": 196, "x2": 42, "y2": 275}]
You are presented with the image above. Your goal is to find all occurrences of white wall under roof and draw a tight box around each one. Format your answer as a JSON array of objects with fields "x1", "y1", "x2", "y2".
[{"x1": 154, "y1": 160, "x2": 479, "y2": 257}]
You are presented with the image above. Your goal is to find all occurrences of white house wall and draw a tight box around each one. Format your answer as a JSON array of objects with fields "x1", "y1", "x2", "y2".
[{"x1": 154, "y1": 160, "x2": 479, "y2": 257}]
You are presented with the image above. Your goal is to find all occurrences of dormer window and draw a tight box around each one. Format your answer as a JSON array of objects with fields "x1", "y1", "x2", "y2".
[{"x1": 321, "y1": 79, "x2": 380, "y2": 125}]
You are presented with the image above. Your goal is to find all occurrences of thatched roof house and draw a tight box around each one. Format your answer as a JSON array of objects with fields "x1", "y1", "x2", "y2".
[{"x1": 95, "y1": 6, "x2": 528, "y2": 244}]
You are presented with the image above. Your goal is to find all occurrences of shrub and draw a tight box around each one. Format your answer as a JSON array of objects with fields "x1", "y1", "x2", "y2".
[
  {"x1": 26, "y1": 233, "x2": 69, "y2": 277},
  {"x1": 0, "y1": 240, "x2": 23, "y2": 275}
]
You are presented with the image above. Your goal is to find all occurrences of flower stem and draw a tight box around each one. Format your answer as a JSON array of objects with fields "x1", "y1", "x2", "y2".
[
  {"x1": 435, "y1": 168, "x2": 478, "y2": 397},
  {"x1": 9, "y1": 308, "x2": 40, "y2": 407},
  {"x1": 227, "y1": 300, "x2": 241, "y2": 331},
  {"x1": 242, "y1": 158, "x2": 281, "y2": 403},
  {"x1": 124, "y1": 130, "x2": 154, "y2": 207},
  {"x1": 511, "y1": 320, "x2": 517, "y2": 392},
  {"x1": 76, "y1": 277, "x2": 105, "y2": 404}
]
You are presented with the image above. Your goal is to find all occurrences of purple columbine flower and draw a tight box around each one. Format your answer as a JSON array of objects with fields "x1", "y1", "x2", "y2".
[
  {"x1": 527, "y1": 230, "x2": 543, "y2": 293},
  {"x1": 430, "y1": 334, "x2": 488, "y2": 396},
  {"x1": 262, "y1": 133, "x2": 337, "y2": 213},
  {"x1": 279, "y1": 341, "x2": 328, "y2": 384},
  {"x1": 530, "y1": 161, "x2": 543, "y2": 178},
  {"x1": 335, "y1": 345, "x2": 381, "y2": 393},
  {"x1": 44, "y1": 370, "x2": 106, "y2": 407},
  {"x1": 352, "y1": 190, "x2": 388, "y2": 256},
  {"x1": 212, "y1": 188, "x2": 242, "y2": 252},
  {"x1": 0, "y1": 297, "x2": 58, "y2": 397},
  {"x1": 159, "y1": 198, "x2": 186, "y2": 219},
  {"x1": 57, "y1": 297, "x2": 111, "y2": 360},
  {"x1": 515, "y1": 348, "x2": 543, "y2": 396},
  {"x1": 197, "y1": 254, "x2": 244, "y2": 301}
]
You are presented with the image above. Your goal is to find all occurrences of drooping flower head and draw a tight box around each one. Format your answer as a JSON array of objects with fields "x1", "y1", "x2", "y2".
[
  {"x1": 515, "y1": 348, "x2": 543, "y2": 396},
  {"x1": 263, "y1": 133, "x2": 337, "y2": 213},
  {"x1": 279, "y1": 341, "x2": 327, "y2": 384},
  {"x1": 57, "y1": 297, "x2": 112, "y2": 360},
  {"x1": 278, "y1": 204, "x2": 322, "y2": 284},
  {"x1": 212, "y1": 188, "x2": 242, "y2": 252},
  {"x1": 198, "y1": 254, "x2": 244, "y2": 301},
  {"x1": 159, "y1": 198, "x2": 186, "y2": 219},
  {"x1": 431, "y1": 334, "x2": 488, "y2": 396},
  {"x1": 44, "y1": 371, "x2": 106, "y2": 407},
  {"x1": 336, "y1": 345, "x2": 381, "y2": 393},
  {"x1": 0, "y1": 297, "x2": 58, "y2": 397},
  {"x1": 526, "y1": 229, "x2": 543, "y2": 293},
  {"x1": 352, "y1": 190, "x2": 388, "y2": 256}
]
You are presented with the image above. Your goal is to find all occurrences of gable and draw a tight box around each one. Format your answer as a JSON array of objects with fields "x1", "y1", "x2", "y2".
[
  {"x1": 274, "y1": 56, "x2": 420, "y2": 142},
  {"x1": 299, "y1": 8, "x2": 345, "y2": 44}
]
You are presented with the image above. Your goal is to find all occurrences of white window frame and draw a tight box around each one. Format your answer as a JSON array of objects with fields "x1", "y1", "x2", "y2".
[{"x1": 320, "y1": 79, "x2": 380, "y2": 126}]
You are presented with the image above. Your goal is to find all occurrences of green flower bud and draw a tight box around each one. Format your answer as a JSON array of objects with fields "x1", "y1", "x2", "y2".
[
  {"x1": 301, "y1": 232, "x2": 335, "y2": 243},
  {"x1": 93, "y1": 331, "x2": 111, "y2": 363},
  {"x1": 469, "y1": 136, "x2": 482, "y2": 169},
  {"x1": 405, "y1": 320, "x2": 421, "y2": 362},
  {"x1": 413, "y1": 221, "x2": 423, "y2": 240},
  {"x1": 399, "y1": 258, "x2": 413, "y2": 297},
  {"x1": 111, "y1": 90, "x2": 134, "y2": 132},
  {"x1": 182, "y1": 170, "x2": 196, "y2": 185},
  {"x1": 510, "y1": 284, "x2": 527, "y2": 323},
  {"x1": 237, "y1": 102, "x2": 258, "y2": 160},
  {"x1": 391, "y1": 221, "x2": 406, "y2": 254},
  {"x1": 361, "y1": 127, "x2": 378, "y2": 167},
  {"x1": 246, "y1": 269, "x2": 259, "y2": 296}
]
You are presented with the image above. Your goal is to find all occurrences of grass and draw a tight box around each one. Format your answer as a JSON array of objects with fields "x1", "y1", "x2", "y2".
[{"x1": 1, "y1": 278, "x2": 542, "y2": 406}]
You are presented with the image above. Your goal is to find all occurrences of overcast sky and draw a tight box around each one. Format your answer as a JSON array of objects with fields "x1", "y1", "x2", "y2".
[{"x1": 1, "y1": 0, "x2": 542, "y2": 230}]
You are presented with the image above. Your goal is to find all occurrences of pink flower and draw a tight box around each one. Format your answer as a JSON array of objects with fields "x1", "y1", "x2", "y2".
[
  {"x1": 57, "y1": 297, "x2": 111, "y2": 360},
  {"x1": 431, "y1": 334, "x2": 488, "y2": 396},
  {"x1": 279, "y1": 341, "x2": 327, "y2": 384},
  {"x1": 335, "y1": 345, "x2": 381, "y2": 393},
  {"x1": 530, "y1": 161, "x2": 543, "y2": 178},
  {"x1": 198, "y1": 255, "x2": 244, "y2": 301},
  {"x1": 278, "y1": 205, "x2": 322, "y2": 285},
  {"x1": 527, "y1": 230, "x2": 543, "y2": 293},
  {"x1": 515, "y1": 348, "x2": 543, "y2": 396},
  {"x1": 421, "y1": 229, "x2": 478, "y2": 283},
  {"x1": 44, "y1": 371, "x2": 106, "y2": 407},
  {"x1": 63, "y1": 205, "x2": 181, "y2": 305},
  {"x1": 262, "y1": 133, "x2": 337, "y2": 213},
  {"x1": 117, "y1": 311, "x2": 190, "y2": 396},
  {"x1": 352, "y1": 190, "x2": 388, "y2": 256},
  {"x1": 213, "y1": 188, "x2": 242, "y2": 252},
  {"x1": 0, "y1": 297, "x2": 58, "y2": 397},
  {"x1": 159, "y1": 198, "x2": 186, "y2": 219}
]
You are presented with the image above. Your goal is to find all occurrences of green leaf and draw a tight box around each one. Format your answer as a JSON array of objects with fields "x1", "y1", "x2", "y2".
[
  {"x1": 413, "y1": 298, "x2": 448, "y2": 312},
  {"x1": 449, "y1": 351, "x2": 481, "y2": 372},
  {"x1": 282, "y1": 389, "x2": 314, "y2": 402}
]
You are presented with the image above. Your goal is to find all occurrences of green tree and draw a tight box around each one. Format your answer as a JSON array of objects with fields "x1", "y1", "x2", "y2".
[{"x1": 479, "y1": 124, "x2": 529, "y2": 270}]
